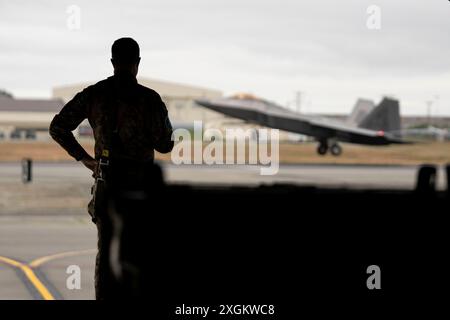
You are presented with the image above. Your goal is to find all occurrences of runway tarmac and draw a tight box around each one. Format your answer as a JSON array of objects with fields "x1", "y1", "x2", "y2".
[
  {"x1": 0, "y1": 216, "x2": 96, "y2": 300},
  {"x1": 0, "y1": 161, "x2": 446, "y2": 189},
  {"x1": 2, "y1": 161, "x2": 446, "y2": 216},
  {"x1": 0, "y1": 161, "x2": 447, "y2": 299}
]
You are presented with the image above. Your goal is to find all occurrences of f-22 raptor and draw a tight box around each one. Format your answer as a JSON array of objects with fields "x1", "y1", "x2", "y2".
[{"x1": 196, "y1": 94, "x2": 406, "y2": 156}]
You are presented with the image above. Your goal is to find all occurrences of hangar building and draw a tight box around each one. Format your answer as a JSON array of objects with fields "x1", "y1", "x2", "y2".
[{"x1": 0, "y1": 78, "x2": 225, "y2": 141}]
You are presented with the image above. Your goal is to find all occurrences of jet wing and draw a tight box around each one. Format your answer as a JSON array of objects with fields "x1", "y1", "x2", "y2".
[{"x1": 195, "y1": 98, "x2": 406, "y2": 145}]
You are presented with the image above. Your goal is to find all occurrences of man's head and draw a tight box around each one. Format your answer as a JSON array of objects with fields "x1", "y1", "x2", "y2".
[{"x1": 111, "y1": 37, "x2": 141, "y2": 77}]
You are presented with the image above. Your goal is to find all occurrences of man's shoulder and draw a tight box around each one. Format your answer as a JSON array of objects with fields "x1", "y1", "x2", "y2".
[
  {"x1": 136, "y1": 83, "x2": 162, "y2": 101},
  {"x1": 86, "y1": 78, "x2": 112, "y2": 92},
  {"x1": 75, "y1": 78, "x2": 110, "y2": 98}
]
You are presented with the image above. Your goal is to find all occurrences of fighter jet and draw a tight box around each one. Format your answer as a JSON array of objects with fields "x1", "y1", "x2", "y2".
[{"x1": 195, "y1": 94, "x2": 406, "y2": 156}]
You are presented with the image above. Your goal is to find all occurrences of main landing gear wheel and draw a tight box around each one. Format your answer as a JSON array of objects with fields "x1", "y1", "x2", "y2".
[
  {"x1": 330, "y1": 143, "x2": 342, "y2": 156},
  {"x1": 317, "y1": 143, "x2": 328, "y2": 155}
]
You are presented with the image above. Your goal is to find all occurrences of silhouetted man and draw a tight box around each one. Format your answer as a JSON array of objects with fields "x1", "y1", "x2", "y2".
[{"x1": 50, "y1": 37, "x2": 174, "y2": 299}]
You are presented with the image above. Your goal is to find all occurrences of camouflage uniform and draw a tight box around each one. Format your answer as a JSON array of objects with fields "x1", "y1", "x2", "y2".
[{"x1": 49, "y1": 75, "x2": 173, "y2": 299}]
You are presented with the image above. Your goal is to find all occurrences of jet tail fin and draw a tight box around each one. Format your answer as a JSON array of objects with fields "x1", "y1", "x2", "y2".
[
  {"x1": 347, "y1": 99, "x2": 376, "y2": 126},
  {"x1": 357, "y1": 97, "x2": 401, "y2": 133}
]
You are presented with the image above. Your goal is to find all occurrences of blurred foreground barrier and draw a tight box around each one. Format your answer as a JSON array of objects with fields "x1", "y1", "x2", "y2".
[
  {"x1": 21, "y1": 158, "x2": 32, "y2": 183},
  {"x1": 415, "y1": 164, "x2": 436, "y2": 194},
  {"x1": 100, "y1": 163, "x2": 448, "y2": 301},
  {"x1": 447, "y1": 164, "x2": 450, "y2": 196}
]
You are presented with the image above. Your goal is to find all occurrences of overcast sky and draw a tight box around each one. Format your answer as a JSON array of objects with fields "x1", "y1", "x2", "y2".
[{"x1": 1, "y1": 0, "x2": 450, "y2": 115}]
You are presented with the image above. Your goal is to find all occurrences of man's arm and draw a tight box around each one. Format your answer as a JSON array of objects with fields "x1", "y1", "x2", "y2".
[
  {"x1": 152, "y1": 93, "x2": 174, "y2": 153},
  {"x1": 49, "y1": 89, "x2": 93, "y2": 166}
]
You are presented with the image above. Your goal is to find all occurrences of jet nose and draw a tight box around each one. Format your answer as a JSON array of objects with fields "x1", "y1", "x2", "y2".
[{"x1": 194, "y1": 98, "x2": 211, "y2": 107}]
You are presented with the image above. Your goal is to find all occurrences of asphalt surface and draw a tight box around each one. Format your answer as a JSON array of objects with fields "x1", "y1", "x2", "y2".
[
  {"x1": 0, "y1": 161, "x2": 447, "y2": 189},
  {"x1": 0, "y1": 161, "x2": 447, "y2": 299},
  {"x1": 0, "y1": 216, "x2": 96, "y2": 300}
]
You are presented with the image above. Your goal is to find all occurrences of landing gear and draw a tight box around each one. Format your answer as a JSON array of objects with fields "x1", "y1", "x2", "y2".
[
  {"x1": 330, "y1": 143, "x2": 342, "y2": 156},
  {"x1": 316, "y1": 141, "x2": 343, "y2": 156},
  {"x1": 317, "y1": 142, "x2": 328, "y2": 155}
]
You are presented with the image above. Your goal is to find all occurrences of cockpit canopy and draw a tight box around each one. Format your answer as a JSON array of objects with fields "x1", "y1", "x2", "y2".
[{"x1": 229, "y1": 93, "x2": 261, "y2": 101}]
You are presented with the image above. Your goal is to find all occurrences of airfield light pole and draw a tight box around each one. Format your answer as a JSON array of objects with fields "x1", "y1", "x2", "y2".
[
  {"x1": 426, "y1": 100, "x2": 433, "y2": 128},
  {"x1": 295, "y1": 91, "x2": 302, "y2": 114},
  {"x1": 433, "y1": 95, "x2": 440, "y2": 125}
]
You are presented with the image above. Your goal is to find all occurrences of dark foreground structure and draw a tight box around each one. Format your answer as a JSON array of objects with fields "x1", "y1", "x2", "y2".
[{"x1": 103, "y1": 164, "x2": 448, "y2": 312}]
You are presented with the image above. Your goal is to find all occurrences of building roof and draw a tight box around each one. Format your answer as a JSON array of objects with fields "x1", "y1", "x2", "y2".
[{"x1": 0, "y1": 96, "x2": 64, "y2": 113}]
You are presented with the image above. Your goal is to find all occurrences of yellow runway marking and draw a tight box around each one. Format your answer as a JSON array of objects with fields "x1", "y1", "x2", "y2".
[
  {"x1": 0, "y1": 256, "x2": 54, "y2": 300},
  {"x1": 0, "y1": 249, "x2": 96, "y2": 300},
  {"x1": 30, "y1": 249, "x2": 96, "y2": 268},
  {"x1": 0, "y1": 256, "x2": 23, "y2": 268}
]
